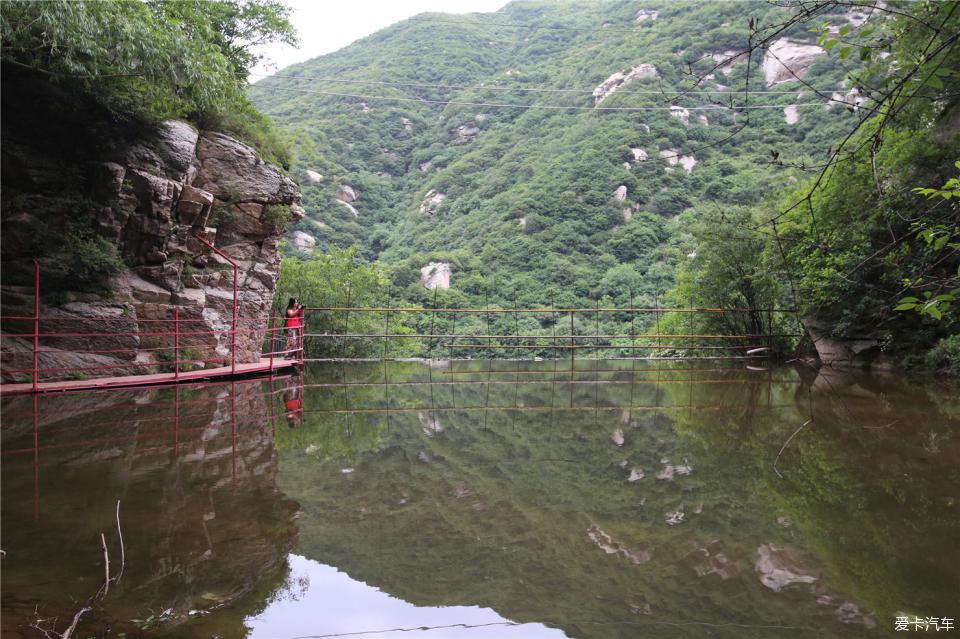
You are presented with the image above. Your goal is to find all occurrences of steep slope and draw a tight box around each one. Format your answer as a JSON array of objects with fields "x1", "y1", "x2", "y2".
[{"x1": 251, "y1": 0, "x2": 868, "y2": 312}]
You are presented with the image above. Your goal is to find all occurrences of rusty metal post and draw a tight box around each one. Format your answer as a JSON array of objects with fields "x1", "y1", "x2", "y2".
[
  {"x1": 173, "y1": 308, "x2": 180, "y2": 381},
  {"x1": 193, "y1": 234, "x2": 238, "y2": 373},
  {"x1": 32, "y1": 260, "x2": 39, "y2": 392},
  {"x1": 269, "y1": 313, "x2": 276, "y2": 369},
  {"x1": 174, "y1": 385, "x2": 180, "y2": 456},
  {"x1": 33, "y1": 393, "x2": 39, "y2": 519}
]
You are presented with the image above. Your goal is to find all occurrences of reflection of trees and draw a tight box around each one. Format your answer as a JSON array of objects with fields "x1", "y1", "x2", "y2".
[
  {"x1": 666, "y1": 367, "x2": 960, "y2": 630},
  {"x1": 277, "y1": 361, "x2": 902, "y2": 638},
  {"x1": 767, "y1": 370, "x2": 960, "y2": 627},
  {"x1": 0, "y1": 380, "x2": 300, "y2": 638}
]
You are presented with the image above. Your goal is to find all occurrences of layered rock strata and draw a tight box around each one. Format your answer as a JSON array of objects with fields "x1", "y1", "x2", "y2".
[{"x1": 1, "y1": 120, "x2": 302, "y2": 381}]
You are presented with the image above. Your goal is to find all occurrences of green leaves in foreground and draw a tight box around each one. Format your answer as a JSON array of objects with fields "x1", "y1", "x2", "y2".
[{"x1": 896, "y1": 163, "x2": 960, "y2": 321}]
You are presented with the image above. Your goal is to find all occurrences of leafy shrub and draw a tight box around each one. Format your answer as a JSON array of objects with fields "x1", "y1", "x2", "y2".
[
  {"x1": 925, "y1": 335, "x2": 960, "y2": 376},
  {"x1": 263, "y1": 204, "x2": 294, "y2": 232}
]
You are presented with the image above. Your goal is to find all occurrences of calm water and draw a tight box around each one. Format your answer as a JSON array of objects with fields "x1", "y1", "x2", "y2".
[{"x1": 2, "y1": 360, "x2": 958, "y2": 638}]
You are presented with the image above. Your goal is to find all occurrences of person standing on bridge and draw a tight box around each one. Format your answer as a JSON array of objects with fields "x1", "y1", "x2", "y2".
[{"x1": 284, "y1": 298, "x2": 305, "y2": 355}]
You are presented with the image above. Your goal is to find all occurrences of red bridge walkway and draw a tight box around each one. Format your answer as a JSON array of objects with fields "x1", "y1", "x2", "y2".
[
  {"x1": 1, "y1": 260, "x2": 302, "y2": 396},
  {"x1": 0, "y1": 357, "x2": 299, "y2": 396}
]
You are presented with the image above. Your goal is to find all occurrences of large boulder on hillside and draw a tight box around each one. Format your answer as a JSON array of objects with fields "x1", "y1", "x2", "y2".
[
  {"x1": 421, "y1": 262, "x2": 452, "y2": 290},
  {"x1": 593, "y1": 64, "x2": 658, "y2": 105},
  {"x1": 762, "y1": 39, "x2": 825, "y2": 86},
  {"x1": 336, "y1": 184, "x2": 358, "y2": 203}
]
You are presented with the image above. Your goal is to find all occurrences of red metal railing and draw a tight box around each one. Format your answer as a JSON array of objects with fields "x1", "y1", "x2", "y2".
[{"x1": 0, "y1": 259, "x2": 303, "y2": 389}]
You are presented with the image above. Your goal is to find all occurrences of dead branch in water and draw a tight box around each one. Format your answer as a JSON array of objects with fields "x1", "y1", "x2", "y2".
[
  {"x1": 774, "y1": 418, "x2": 813, "y2": 478},
  {"x1": 28, "y1": 605, "x2": 91, "y2": 639},
  {"x1": 100, "y1": 533, "x2": 110, "y2": 597},
  {"x1": 115, "y1": 500, "x2": 125, "y2": 583}
]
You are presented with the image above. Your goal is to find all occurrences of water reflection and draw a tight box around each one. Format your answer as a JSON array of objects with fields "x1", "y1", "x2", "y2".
[
  {"x1": 1, "y1": 361, "x2": 957, "y2": 638},
  {"x1": 276, "y1": 360, "x2": 959, "y2": 638},
  {"x1": 1, "y1": 379, "x2": 299, "y2": 638},
  {"x1": 246, "y1": 554, "x2": 566, "y2": 638}
]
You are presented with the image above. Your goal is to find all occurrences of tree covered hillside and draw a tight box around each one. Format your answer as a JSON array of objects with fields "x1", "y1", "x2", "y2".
[{"x1": 250, "y1": 0, "x2": 863, "y2": 309}]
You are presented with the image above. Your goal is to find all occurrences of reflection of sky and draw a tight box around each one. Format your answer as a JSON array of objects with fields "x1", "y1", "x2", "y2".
[{"x1": 245, "y1": 554, "x2": 568, "y2": 638}]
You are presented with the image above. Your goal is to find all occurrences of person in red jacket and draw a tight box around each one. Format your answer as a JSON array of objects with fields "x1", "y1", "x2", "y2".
[{"x1": 284, "y1": 297, "x2": 304, "y2": 355}]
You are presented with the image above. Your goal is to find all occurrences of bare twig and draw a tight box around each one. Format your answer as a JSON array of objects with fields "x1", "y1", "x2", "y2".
[
  {"x1": 774, "y1": 418, "x2": 813, "y2": 478},
  {"x1": 115, "y1": 500, "x2": 125, "y2": 583},
  {"x1": 100, "y1": 533, "x2": 110, "y2": 597},
  {"x1": 59, "y1": 606, "x2": 91, "y2": 639}
]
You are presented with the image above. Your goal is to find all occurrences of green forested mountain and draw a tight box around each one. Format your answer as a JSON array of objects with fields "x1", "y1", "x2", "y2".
[{"x1": 251, "y1": 0, "x2": 958, "y2": 366}]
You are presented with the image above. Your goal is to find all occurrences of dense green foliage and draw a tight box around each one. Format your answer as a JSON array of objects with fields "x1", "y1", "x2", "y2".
[
  {"x1": 0, "y1": 0, "x2": 298, "y2": 299},
  {"x1": 275, "y1": 247, "x2": 417, "y2": 358},
  {"x1": 670, "y1": 1, "x2": 960, "y2": 367},
  {"x1": 252, "y1": 0, "x2": 942, "y2": 359},
  {"x1": 0, "y1": 0, "x2": 297, "y2": 165}
]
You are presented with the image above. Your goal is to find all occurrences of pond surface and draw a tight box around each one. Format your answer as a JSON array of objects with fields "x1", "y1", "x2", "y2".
[{"x1": 2, "y1": 360, "x2": 958, "y2": 638}]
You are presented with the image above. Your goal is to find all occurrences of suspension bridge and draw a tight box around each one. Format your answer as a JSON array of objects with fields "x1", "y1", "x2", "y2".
[{"x1": 1, "y1": 264, "x2": 800, "y2": 395}]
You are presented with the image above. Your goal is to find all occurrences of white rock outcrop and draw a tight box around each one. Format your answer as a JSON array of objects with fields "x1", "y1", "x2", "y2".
[
  {"x1": 420, "y1": 262, "x2": 452, "y2": 290},
  {"x1": 630, "y1": 148, "x2": 648, "y2": 162},
  {"x1": 670, "y1": 106, "x2": 690, "y2": 124},
  {"x1": 660, "y1": 149, "x2": 680, "y2": 166},
  {"x1": 635, "y1": 9, "x2": 659, "y2": 22},
  {"x1": 613, "y1": 185, "x2": 628, "y2": 202},
  {"x1": 291, "y1": 231, "x2": 316, "y2": 253},
  {"x1": 419, "y1": 189, "x2": 446, "y2": 214},
  {"x1": 762, "y1": 39, "x2": 825, "y2": 86},
  {"x1": 784, "y1": 105, "x2": 800, "y2": 124},
  {"x1": 306, "y1": 170, "x2": 323, "y2": 184},
  {"x1": 755, "y1": 544, "x2": 818, "y2": 591},
  {"x1": 659, "y1": 149, "x2": 696, "y2": 173},
  {"x1": 336, "y1": 185, "x2": 358, "y2": 203},
  {"x1": 679, "y1": 155, "x2": 698, "y2": 172},
  {"x1": 401, "y1": 117, "x2": 413, "y2": 131},
  {"x1": 712, "y1": 50, "x2": 750, "y2": 76},
  {"x1": 453, "y1": 124, "x2": 480, "y2": 141},
  {"x1": 593, "y1": 64, "x2": 658, "y2": 105},
  {"x1": 336, "y1": 200, "x2": 359, "y2": 218}
]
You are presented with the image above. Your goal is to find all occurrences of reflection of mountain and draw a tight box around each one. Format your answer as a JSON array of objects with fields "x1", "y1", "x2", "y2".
[
  {"x1": 275, "y1": 361, "x2": 947, "y2": 638},
  {"x1": 1, "y1": 379, "x2": 300, "y2": 638}
]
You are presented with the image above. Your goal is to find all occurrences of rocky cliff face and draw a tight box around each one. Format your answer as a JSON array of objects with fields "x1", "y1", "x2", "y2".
[{"x1": 1, "y1": 120, "x2": 302, "y2": 381}]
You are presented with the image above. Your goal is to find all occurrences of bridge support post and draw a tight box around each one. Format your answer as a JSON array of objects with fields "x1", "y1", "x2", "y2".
[
  {"x1": 194, "y1": 234, "x2": 238, "y2": 374},
  {"x1": 174, "y1": 308, "x2": 180, "y2": 381},
  {"x1": 269, "y1": 312, "x2": 276, "y2": 370},
  {"x1": 32, "y1": 260, "x2": 39, "y2": 392}
]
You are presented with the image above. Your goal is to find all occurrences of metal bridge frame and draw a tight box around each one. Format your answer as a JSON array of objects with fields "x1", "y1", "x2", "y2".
[{"x1": 0, "y1": 259, "x2": 301, "y2": 395}]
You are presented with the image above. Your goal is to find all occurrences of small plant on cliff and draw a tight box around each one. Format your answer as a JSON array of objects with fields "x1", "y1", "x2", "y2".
[{"x1": 263, "y1": 204, "x2": 294, "y2": 232}]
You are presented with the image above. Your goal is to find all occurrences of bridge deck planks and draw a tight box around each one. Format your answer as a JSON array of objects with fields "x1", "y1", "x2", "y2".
[{"x1": 0, "y1": 358, "x2": 299, "y2": 396}]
